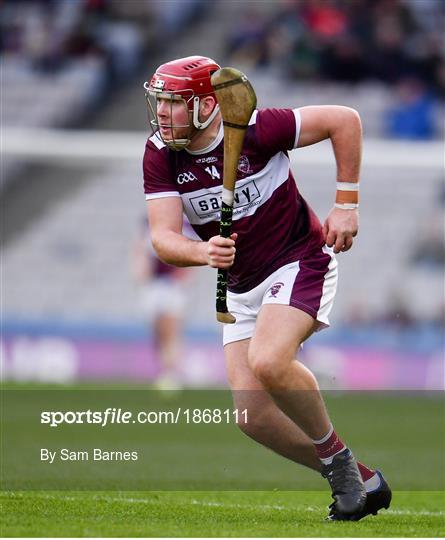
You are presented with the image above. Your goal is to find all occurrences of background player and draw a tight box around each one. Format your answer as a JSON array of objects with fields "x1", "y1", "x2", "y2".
[
  {"x1": 142, "y1": 55, "x2": 391, "y2": 520},
  {"x1": 132, "y1": 216, "x2": 188, "y2": 389}
]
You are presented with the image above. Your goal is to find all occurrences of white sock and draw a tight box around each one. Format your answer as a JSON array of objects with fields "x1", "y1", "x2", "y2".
[{"x1": 364, "y1": 472, "x2": 381, "y2": 493}]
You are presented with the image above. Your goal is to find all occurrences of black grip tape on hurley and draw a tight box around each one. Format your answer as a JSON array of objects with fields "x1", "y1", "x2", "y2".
[{"x1": 216, "y1": 202, "x2": 233, "y2": 314}]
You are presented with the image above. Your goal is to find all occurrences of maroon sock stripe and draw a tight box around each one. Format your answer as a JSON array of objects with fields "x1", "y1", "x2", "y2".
[
  {"x1": 314, "y1": 428, "x2": 346, "y2": 460},
  {"x1": 357, "y1": 462, "x2": 376, "y2": 481}
]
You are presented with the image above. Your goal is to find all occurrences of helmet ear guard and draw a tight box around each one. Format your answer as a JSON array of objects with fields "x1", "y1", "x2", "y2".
[{"x1": 192, "y1": 96, "x2": 220, "y2": 130}]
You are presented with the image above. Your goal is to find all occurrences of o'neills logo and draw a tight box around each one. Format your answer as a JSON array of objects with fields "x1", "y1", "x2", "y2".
[
  {"x1": 268, "y1": 282, "x2": 284, "y2": 298},
  {"x1": 196, "y1": 156, "x2": 218, "y2": 164}
]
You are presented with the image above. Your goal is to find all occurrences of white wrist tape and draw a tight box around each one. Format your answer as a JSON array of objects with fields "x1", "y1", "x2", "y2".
[
  {"x1": 335, "y1": 202, "x2": 359, "y2": 210},
  {"x1": 336, "y1": 182, "x2": 360, "y2": 191}
]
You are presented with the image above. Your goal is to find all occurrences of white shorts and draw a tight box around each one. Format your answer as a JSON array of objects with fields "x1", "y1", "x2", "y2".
[
  {"x1": 223, "y1": 246, "x2": 338, "y2": 346},
  {"x1": 140, "y1": 278, "x2": 186, "y2": 321}
]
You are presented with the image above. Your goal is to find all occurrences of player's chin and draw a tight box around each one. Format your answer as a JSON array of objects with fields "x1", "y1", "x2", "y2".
[
  {"x1": 160, "y1": 128, "x2": 174, "y2": 139},
  {"x1": 166, "y1": 128, "x2": 188, "y2": 140}
]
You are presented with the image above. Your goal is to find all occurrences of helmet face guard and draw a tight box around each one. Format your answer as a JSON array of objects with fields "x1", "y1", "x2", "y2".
[
  {"x1": 143, "y1": 56, "x2": 221, "y2": 151},
  {"x1": 144, "y1": 85, "x2": 194, "y2": 150}
]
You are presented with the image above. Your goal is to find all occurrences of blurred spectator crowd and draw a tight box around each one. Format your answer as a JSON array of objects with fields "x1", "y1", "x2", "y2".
[
  {"x1": 0, "y1": 0, "x2": 208, "y2": 81},
  {"x1": 0, "y1": 0, "x2": 207, "y2": 182},
  {"x1": 0, "y1": 0, "x2": 206, "y2": 127},
  {"x1": 0, "y1": 0, "x2": 152, "y2": 85},
  {"x1": 227, "y1": 0, "x2": 444, "y2": 139},
  {"x1": 227, "y1": 0, "x2": 444, "y2": 94},
  {"x1": 1, "y1": 0, "x2": 444, "y2": 141}
]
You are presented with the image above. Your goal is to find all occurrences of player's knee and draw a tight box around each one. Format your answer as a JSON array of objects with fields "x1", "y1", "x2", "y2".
[{"x1": 248, "y1": 350, "x2": 287, "y2": 388}]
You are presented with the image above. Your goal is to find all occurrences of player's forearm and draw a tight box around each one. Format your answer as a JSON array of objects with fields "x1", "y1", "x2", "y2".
[
  {"x1": 298, "y1": 106, "x2": 362, "y2": 181},
  {"x1": 151, "y1": 230, "x2": 207, "y2": 267},
  {"x1": 329, "y1": 107, "x2": 362, "y2": 182}
]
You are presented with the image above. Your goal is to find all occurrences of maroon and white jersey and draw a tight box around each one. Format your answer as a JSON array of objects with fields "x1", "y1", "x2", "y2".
[{"x1": 143, "y1": 108, "x2": 324, "y2": 293}]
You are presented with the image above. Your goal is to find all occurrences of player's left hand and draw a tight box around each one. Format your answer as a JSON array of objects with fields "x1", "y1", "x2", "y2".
[{"x1": 323, "y1": 207, "x2": 359, "y2": 254}]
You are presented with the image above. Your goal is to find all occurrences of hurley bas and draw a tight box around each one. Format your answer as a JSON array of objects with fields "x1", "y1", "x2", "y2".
[{"x1": 41, "y1": 448, "x2": 139, "y2": 463}]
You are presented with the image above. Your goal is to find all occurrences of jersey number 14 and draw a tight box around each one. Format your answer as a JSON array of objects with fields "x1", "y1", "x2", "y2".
[{"x1": 205, "y1": 165, "x2": 220, "y2": 180}]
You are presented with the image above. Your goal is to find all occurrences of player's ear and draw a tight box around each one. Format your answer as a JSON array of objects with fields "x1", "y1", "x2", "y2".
[{"x1": 200, "y1": 96, "x2": 216, "y2": 116}]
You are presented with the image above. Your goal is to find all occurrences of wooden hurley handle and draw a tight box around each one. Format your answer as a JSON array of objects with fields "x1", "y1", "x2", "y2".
[{"x1": 211, "y1": 68, "x2": 257, "y2": 324}]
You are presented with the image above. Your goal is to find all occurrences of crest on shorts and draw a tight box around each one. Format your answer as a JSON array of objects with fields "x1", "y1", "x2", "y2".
[
  {"x1": 268, "y1": 281, "x2": 284, "y2": 298},
  {"x1": 237, "y1": 155, "x2": 252, "y2": 174}
]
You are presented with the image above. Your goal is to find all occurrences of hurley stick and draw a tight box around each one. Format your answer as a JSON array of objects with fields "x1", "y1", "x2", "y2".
[{"x1": 211, "y1": 68, "x2": 257, "y2": 323}]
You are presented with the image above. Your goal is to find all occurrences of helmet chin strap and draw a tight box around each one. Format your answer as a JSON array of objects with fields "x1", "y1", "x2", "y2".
[{"x1": 192, "y1": 97, "x2": 220, "y2": 130}]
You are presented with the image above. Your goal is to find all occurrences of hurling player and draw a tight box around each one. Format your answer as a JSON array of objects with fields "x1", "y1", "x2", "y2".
[{"x1": 142, "y1": 56, "x2": 391, "y2": 521}]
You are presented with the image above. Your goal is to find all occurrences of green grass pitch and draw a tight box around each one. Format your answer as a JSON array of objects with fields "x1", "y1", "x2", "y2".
[
  {"x1": 1, "y1": 490, "x2": 444, "y2": 537},
  {"x1": 1, "y1": 385, "x2": 444, "y2": 536}
]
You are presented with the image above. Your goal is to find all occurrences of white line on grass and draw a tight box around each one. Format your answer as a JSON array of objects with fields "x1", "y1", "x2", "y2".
[
  {"x1": 192, "y1": 500, "x2": 445, "y2": 517},
  {"x1": 385, "y1": 509, "x2": 445, "y2": 517},
  {"x1": 4, "y1": 492, "x2": 445, "y2": 517}
]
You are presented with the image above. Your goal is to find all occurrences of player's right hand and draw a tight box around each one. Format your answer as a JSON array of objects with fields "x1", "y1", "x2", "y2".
[{"x1": 206, "y1": 233, "x2": 237, "y2": 268}]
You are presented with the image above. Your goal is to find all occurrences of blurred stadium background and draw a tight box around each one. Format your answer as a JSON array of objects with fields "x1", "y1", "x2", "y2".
[{"x1": 1, "y1": 0, "x2": 444, "y2": 390}]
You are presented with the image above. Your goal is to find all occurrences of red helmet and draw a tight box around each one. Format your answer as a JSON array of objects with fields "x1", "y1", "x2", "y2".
[
  {"x1": 149, "y1": 56, "x2": 220, "y2": 108},
  {"x1": 144, "y1": 56, "x2": 221, "y2": 150}
]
